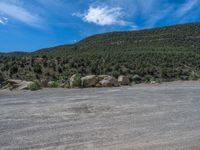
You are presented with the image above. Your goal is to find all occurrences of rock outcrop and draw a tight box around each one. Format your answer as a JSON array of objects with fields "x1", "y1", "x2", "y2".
[
  {"x1": 6, "y1": 79, "x2": 34, "y2": 90},
  {"x1": 81, "y1": 75, "x2": 98, "y2": 87},
  {"x1": 7, "y1": 79, "x2": 22, "y2": 85},
  {"x1": 118, "y1": 76, "x2": 130, "y2": 85},
  {"x1": 1, "y1": 74, "x2": 132, "y2": 90},
  {"x1": 150, "y1": 80, "x2": 157, "y2": 84},
  {"x1": 70, "y1": 74, "x2": 81, "y2": 88},
  {"x1": 69, "y1": 74, "x2": 119, "y2": 88},
  {"x1": 98, "y1": 75, "x2": 119, "y2": 87},
  {"x1": 97, "y1": 75, "x2": 109, "y2": 81}
]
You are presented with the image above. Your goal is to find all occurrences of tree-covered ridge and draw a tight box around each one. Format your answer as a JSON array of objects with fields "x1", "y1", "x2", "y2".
[
  {"x1": 34, "y1": 23, "x2": 200, "y2": 56},
  {"x1": 0, "y1": 23, "x2": 200, "y2": 84}
]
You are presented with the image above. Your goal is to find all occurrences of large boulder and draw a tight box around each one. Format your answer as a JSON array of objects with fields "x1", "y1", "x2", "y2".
[
  {"x1": 98, "y1": 75, "x2": 110, "y2": 81},
  {"x1": 98, "y1": 75, "x2": 118, "y2": 87},
  {"x1": 150, "y1": 80, "x2": 157, "y2": 84},
  {"x1": 47, "y1": 81, "x2": 55, "y2": 87},
  {"x1": 99, "y1": 80, "x2": 113, "y2": 87},
  {"x1": 81, "y1": 75, "x2": 98, "y2": 87},
  {"x1": 70, "y1": 74, "x2": 81, "y2": 88},
  {"x1": 7, "y1": 79, "x2": 22, "y2": 85},
  {"x1": 18, "y1": 81, "x2": 34, "y2": 90},
  {"x1": 118, "y1": 76, "x2": 130, "y2": 85},
  {"x1": 6, "y1": 79, "x2": 33, "y2": 90}
]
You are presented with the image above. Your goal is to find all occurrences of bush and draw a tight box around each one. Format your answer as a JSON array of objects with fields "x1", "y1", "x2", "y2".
[
  {"x1": 10, "y1": 66, "x2": 18, "y2": 74},
  {"x1": 0, "y1": 73, "x2": 4, "y2": 83},
  {"x1": 131, "y1": 74, "x2": 142, "y2": 84},
  {"x1": 189, "y1": 71, "x2": 199, "y2": 80},
  {"x1": 144, "y1": 75, "x2": 154, "y2": 83},
  {"x1": 180, "y1": 75, "x2": 189, "y2": 81},
  {"x1": 29, "y1": 81, "x2": 41, "y2": 91},
  {"x1": 33, "y1": 63, "x2": 42, "y2": 74},
  {"x1": 48, "y1": 81, "x2": 60, "y2": 88}
]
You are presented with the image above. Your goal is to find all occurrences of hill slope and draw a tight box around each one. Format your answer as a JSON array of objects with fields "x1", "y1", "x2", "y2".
[
  {"x1": 1, "y1": 23, "x2": 200, "y2": 83},
  {"x1": 34, "y1": 23, "x2": 200, "y2": 56},
  {"x1": 0, "y1": 52, "x2": 28, "y2": 57}
]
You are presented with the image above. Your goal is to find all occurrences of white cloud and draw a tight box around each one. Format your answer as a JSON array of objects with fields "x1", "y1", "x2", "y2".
[
  {"x1": 76, "y1": 6, "x2": 131, "y2": 26},
  {"x1": 0, "y1": 2, "x2": 42, "y2": 27},
  {"x1": 176, "y1": 0, "x2": 199, "y2": 17},
  {"x1": 0, "y1": 16, "x2": 8, "y2": 25}
]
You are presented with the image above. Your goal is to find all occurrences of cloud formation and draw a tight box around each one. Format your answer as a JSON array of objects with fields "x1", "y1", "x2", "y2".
[
  {"x1": 0, "y1": 1, "x2": 42, "y2": 27},
  {"x1": 0, "y1": 0, "x2": 200, "y2": 30},
  {"x1": 1, "y1": 0, "x2": 199, "y2": 29},
  {"x1": 76, "y1": 6, "x2": 131, "y2": 26},
  {"x1": 1, "y1": 0, "x2": 200, "y2": 52},
  {"x1": 176, "y1": 0, "x2": 200, "y2": 18},
  {"x1": 0, "y1": 16, "x2": 8, "y2": 25}
]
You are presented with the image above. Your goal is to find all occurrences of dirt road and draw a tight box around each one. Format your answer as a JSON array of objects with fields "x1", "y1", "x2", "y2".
[{"x1": 1, "y1": 81, "x2": 200, "y2": 150}]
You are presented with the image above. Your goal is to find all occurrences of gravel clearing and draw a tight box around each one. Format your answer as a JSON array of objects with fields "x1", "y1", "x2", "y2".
[{"x1": 1, "y1": 81, "x2": 200, "y2": 150}]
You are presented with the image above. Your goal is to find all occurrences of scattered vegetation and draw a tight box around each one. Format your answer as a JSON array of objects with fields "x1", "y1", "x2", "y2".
[
  {"x1": 48, "y1": 81, "x2": 60, "y2": 88},
  {"x1": 70, "y1": 74, "x2": 81, "y2": 88},
  {"x1": 29, "y1": 81, "x2": 41, "y2": 91},
  {"x1": 0, "y1": 23, "x2": 200, "y2": 84}
]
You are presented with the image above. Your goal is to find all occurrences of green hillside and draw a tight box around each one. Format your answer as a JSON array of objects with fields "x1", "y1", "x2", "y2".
[
  {"x1": 1, "y1": 23, "x2": 200, "y2": 83},
  {"x1": 34, "y1": 23, "x2": 200, "y2": 55},
  {"x1": 0, "y1": 52, "x2": 28, "y2": 57}
]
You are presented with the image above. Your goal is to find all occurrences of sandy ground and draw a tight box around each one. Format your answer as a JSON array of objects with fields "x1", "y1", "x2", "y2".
[{"x1": 0, "y1": 81, "x2": 200, "y2": 150}]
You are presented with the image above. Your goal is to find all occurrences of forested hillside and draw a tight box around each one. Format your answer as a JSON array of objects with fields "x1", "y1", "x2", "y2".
[{"x1": 1, "y1": 23, "x2": 200, "y2": 83}]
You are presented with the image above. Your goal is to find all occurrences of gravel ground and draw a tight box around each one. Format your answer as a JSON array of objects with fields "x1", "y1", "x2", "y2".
[{"x1": 0, "y1": 81, "x2": 200, "y2": 150}]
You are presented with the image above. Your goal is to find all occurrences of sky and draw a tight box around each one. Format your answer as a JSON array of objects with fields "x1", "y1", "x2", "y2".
[{"x1": 0, "y1": 0, "x2": 200, "y2": 52}]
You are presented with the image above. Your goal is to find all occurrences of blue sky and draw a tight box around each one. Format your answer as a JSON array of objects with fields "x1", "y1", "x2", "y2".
[{"x1": 0, "y1": 0, "x2": 200, "y2": 52}]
